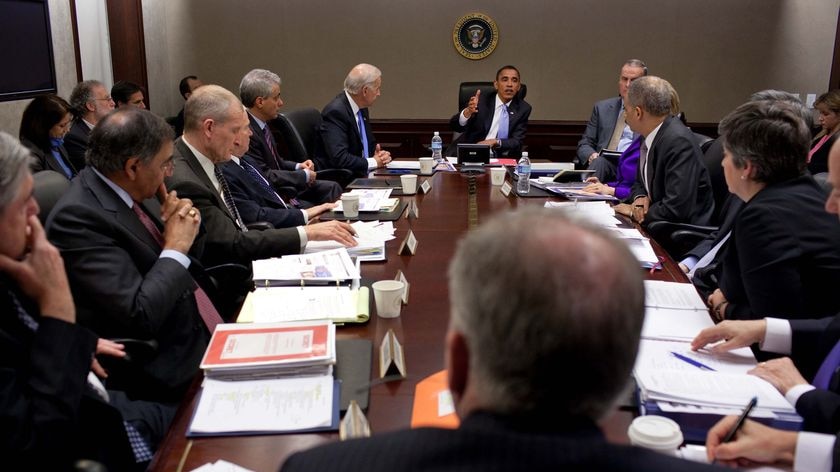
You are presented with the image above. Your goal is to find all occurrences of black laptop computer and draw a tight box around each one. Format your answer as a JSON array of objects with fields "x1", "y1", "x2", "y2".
[{"x1": 457, "y1": 144, "x2": 491, "y2": 173}]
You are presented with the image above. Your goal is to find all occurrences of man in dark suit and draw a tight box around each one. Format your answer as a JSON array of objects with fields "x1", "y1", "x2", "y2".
[
  {"x1": 65, "y1": 80, "x2": 115, "y2": 170},
  {"x1": 0, "y1": 131, "x2": 139, "y2": 470},
  {"x1": 166, "y1": 85, "x2": 356, "y2": 269},
  {"x1": 47, "y1": 108, "x2": 216, "y2": 405},
  {"x1": 239, "y1": 68, "x2": 341, "y2": 204},
  {"x1": 172, "y1": 75, "x2": 203, "y2": 137},
  {"x1": 222, "y1": 121, "x2": 335, "y2": 228},
  {"x1": 281, "y1": 209, "x2": 720, "y2": 472},
  {"x1": 624, "y1": 76, "x2": 714, "y2": 229},
  {"x1": 449, "y1": 65, "x2": 532, "y2": 157},
  {"x1": 693, "y1": 140, "x2": 840, "y2": 468},
  {"x1": 315, "y1": 63, "x2": 392, "y2": 177},
  {"x1": 577, "y1": 59, "x2": 648, "y2": 169}
]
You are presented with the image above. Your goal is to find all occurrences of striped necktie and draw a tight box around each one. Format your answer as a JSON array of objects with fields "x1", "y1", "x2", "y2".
[
  {"x1": 214, "y1": 167, "x2": 248, "y2": 232},
  {"x1": 240, "y1": 160, "x2": 288, "y2": 208}
]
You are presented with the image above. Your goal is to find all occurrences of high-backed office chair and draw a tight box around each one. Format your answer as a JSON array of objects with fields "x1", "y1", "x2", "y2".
[
  {"x1": 32, "y1": 170, "x2": 70, "y2": 225},
  {"x1": 448, "y1": 82, "x2": 528, "y2": 156},
  {"x1": 275, "y1": 108, "x2": 353, "y2": 188}
]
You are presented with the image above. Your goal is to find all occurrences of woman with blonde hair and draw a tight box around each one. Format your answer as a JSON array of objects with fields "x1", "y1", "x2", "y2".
[{"x1": 807, "y1": 89, "x2": 840, "y2": 174}]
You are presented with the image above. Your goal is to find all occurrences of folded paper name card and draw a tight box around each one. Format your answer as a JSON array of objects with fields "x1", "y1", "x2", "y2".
[
  {"x1": 379, "y1": 328, "x2": 406, "y2": 379},
  {"x1": 395, "y1": 270, "x2": 409, "y2": 304},
  {"x1": 420, "y1": 179, "x2": 432, "y2": 194},
  {"x1": 406, "y1": 199, "x2": 420, "y2": 220},
  {"x1": 339, "y1": 400, "x2": 371, "y2": 440},
  {"x1": 398, "y1": 230, "x2": 418, "y2": 255},
  {"x1": 500, "y1": 181, "x2": 513, "y2": 197}
]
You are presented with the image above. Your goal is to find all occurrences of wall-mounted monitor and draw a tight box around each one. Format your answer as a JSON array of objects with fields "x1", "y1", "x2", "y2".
[{"x1": 0, "y1": 0, "x2": 57, "y2": 102}]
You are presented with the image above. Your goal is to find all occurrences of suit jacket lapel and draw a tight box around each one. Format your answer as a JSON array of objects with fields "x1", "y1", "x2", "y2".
[
  {"x1": 340, "y1": 94, "x2": 363, "y2": 143},
  {"x1": 646, "y1": 116, "x2": 674, "y2": 196},
  {"x1": 174, "y1": 138, "x2": 235, "y2": 221},
  {"x1": 79, "y1": 168, "x2": 162, "y2": 254}
]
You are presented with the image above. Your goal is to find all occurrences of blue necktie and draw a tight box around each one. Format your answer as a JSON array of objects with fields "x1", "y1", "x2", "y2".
[
  {"x1": 497, "y1": 104, "x2": 509, "y2": 140},
  {"x1": 240, "y1": 160, "x2": 288, "y2": 208},
  {"x1": 813, "y1": 338, "x2": 840, "y2": 389},
  {"x1": 357, "y1": 110, "x2": 369, "y2": 158},
  {"x1": 49, "y1": 138, "x2": 74, "y2": 178}
]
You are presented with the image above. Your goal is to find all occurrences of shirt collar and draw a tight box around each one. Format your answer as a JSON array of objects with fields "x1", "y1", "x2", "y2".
[
  {"x1": 495, "y1": 94, "x2": 507, "y2": 109},
  {"x1": 645, "y1": 120, "x2": 665, "y2": 153},
  {"x1": 91, "y1": 167, "x2": 133, "y2": 208},
  {"x1": 82, "y1": 119, "x2": 96, "y2": 131},
  {"x1": 248, "y1": 111, "x2": 267, "y2": 131},
  {"x1": 345, "y1": 90, "x2": 361, "y2": 116},
  {"x1": 181, "y1": 136, "x2": 220, "y2": 191}
]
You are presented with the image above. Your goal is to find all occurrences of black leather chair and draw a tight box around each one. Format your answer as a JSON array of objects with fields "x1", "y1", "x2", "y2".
[
  {"x1": 32, "y1": 170, "x2": 70, "y2": 225},
  {"x1": 448, "y1": 82, "x2": 528, "y2": 156},
  {"x1": 275, "y1": 108, "x2": 353, "y2": 188}
]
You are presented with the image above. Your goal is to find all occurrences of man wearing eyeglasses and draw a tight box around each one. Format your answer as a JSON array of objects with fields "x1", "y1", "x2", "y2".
[
  {"x1": 46, "y1": 108, "x2": 215, "y2": 418},
  {"x1": 65, "y1": 80, "x2": 116, "y2": 170}
]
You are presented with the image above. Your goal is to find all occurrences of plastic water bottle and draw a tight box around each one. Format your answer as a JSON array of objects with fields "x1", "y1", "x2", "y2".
[
  {"x1": 431, "y1": 131, "x2": 443, "y2": 163},
  {"x1": 516, "y1": 152, "x2": 531, "y2": 193}
]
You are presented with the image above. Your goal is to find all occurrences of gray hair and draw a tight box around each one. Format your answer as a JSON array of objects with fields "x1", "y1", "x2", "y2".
[
  {"x1": 184, "y1": 85, "x2": 242, "y2": 132},
  {"x1": 239, "y1": 69, "x2": 282, "y2": 108},
  {"x1": 86, "y1": 108, "x2": 173, "y2": 175},
  {"x1": 627, "y1": 76, "x2": 673, "y2": 117},
  {"x1": 343, "y1": 63, "x2": 381, "y2": 95},
  {"x1": 718, "y1": 100, "x2": 810, "y2": 184},
  {"x1": 69, "y1": 80, "x2": 105, "y2": 117},
  {"x1": 623, "y1": 59, "x2": 648, "y2": 75},
  {"x1": 448, "y1": 209, "x2": 645, "y2": 420},
  {"x1": 0, "y1": 132, "x2": 34, "y2": 213},
  {"x1": 749, "y1": 89, "x2": 813, "y2": 128}
]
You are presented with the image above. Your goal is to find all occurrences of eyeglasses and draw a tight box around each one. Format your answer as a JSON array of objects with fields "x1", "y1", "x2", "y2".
[
  {"x1": 161, "y1": 159, "x2": 175, "y2": 172},
  {"x1": 92, "y1": 96, "x2": 114, "y2": 102}
]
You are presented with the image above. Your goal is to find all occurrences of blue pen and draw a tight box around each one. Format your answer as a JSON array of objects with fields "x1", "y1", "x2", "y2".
[{"x1": 670, "y1": 351, "x2": 716, "y2": 371}]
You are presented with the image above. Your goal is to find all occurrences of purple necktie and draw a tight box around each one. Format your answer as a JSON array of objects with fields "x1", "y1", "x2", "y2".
[
  {"x1": 131, "y1": 202, "x2": 223, "y2": 333},
  {"x1": 812, "y1": 338, "x2": 840, "y2": 389},
  {"x1": 263, "y1": 125, "x2": 282, "y2": 169}
]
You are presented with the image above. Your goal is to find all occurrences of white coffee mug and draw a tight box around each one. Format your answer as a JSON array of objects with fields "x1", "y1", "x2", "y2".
[
  {"x1": 372, "y1": 280, "x2": 405, "y2": 318},
  {"x1": 341, "y1": 194, "x2": 360, "y2": 218},
  {"x1": 400, "y1": 174, "x2": 418, "y2": 195},
  {"x1": 419, "y1": 157, "x2": 434, "y2": 175}
]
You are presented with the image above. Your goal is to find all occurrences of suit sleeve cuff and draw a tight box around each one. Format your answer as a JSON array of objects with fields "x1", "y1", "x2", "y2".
[
  {"x1": 297, "y1": 226, "x2": 307, "y2": 250},
  {"x1": 459, "y1": 111, "x2": 469, "y2": 126},
  {"x1": 366, "y1": 158, "x2": 378, "y2": 170},
  {"x1": 300, "y1": 209, "x2": 309, "y2": 224},
  {"x1": 160, "y1": 250, "x2": 191, "y2": 269},
  {"x1": 794, "y1": 431, "x2": 834, "y2": 472},
  {"x1": 761, "y1": 317, "x2": 793, "y2": 354},
  {"x1": 681, "y1": 256, "x2": 699, "y2": 270},
  {"x1": 788, "y1": 383, "x2": 816, "y2": 407}
]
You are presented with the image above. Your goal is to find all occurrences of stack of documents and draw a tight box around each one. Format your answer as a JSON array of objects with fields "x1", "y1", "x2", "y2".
[
  {"x1": 532, "y1": 179, "x2": 618, "y2": 201},
  {"x1": 332, "y1": 189, "x2": 398, "y2": 213},
  {"x1": 306, "y1": 220, "x2": 396, "y2": 262},
  {"x1": 189, "y1": 321, "x2": 339, "y2": 436},
  {"x1": 200, "y1": 321, "x2": 337, "y2": 380},
  {"x1": 252, "y1": 248, "x2": 360, "y2": 286},
  {"x1": 634, "y1": 280, "x2": 801, "y2": 441},
  {"x1": 238, "y1": 286, "x2": 370, "y2": 324},
  {"x1": 544, "y1": 202, "x2": 658, "y2": 268}
]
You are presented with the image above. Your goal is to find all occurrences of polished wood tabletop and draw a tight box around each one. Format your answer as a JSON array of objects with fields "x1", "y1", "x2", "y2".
[{"x1": 150, "y1": 170, "x2": 688, "y2": 472}]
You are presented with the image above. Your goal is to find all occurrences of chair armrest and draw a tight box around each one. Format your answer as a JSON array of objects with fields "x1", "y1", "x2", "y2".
[
  {"x1": 316, "y1": 168, "x2": 354, "y2": 188},
  {"x1": 107, "y1": 338, "x2": 159, "y2": 364},
  {"x1": 246, "y1": 221, "x2": 275, "y2": 231}
]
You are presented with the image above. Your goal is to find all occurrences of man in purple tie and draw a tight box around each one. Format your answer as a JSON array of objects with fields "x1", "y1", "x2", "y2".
[
  {"x1": 693, "y1": 140, "x2": 840, "y2": 468},
  {"x1": 239, "y1": 69, "x2": 341, "y2": 204}
]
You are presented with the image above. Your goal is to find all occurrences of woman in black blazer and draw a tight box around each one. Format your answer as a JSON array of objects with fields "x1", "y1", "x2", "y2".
[
  {"x1": 19, "y1": 94, "x2": 77, "y2": 179},
  {"x1": 708, "y1": 100, "x2": 840, "y2": 322},
  {"x1": 808, "y1": 89, "x2": 840, "y2": 175}
]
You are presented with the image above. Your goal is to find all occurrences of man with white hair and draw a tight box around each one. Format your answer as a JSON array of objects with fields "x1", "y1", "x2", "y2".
[
  {"x1": 315, "y1": 63, "x2": 392, "y2": 176},
  {"x1": 65, "y1": 80, "x2": 115, "y2": 169}
]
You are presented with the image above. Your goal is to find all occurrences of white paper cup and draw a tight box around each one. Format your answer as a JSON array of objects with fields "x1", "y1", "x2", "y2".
[
  {"x1": 419, "y1": 157, "x2": 434, "y2": 175},
  {"x1": 341, "y1": 194, "x2": 360, "y2": 218},
  {"x1": 400, "y1": 174, "x2": 418, "y2": 195},
  {"x1": 627, "y1": 416, "x2": 684, "y2": 455},
  {"x1": 372, "y1": 280, "x2": 405, "y2": 318},
  {"x1": 490, "y1": 167, "x2": 506, "y2": 185}
]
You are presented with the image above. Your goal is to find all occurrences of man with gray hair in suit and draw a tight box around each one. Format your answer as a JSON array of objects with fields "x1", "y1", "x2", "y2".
[
  {"x1": 315, "y1": 63, "x2": 392, "y2": 177},
  {"x1": 577, "y1": 59, "x2": 647, "y2": 175}
]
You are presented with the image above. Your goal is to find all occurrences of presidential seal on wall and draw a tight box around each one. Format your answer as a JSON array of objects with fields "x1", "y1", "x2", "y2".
[{"x1": 453, "y1": 13, "x2": 498, "y2": 60}]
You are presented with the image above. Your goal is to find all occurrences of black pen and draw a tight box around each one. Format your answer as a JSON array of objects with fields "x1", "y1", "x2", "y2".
[{"x1": 712, "y1": 396, "x2": 758, "y2": 464}]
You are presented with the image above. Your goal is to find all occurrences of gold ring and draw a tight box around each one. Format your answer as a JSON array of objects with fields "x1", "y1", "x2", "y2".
[
  {"x1": 760, "y1": 362, "x2": 767, "y2": 367},
  {"x1": 189, "y1": 209, "x2": 197, "y2": 216}
]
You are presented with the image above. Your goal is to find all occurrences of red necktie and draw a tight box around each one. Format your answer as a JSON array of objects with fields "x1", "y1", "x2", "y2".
[{"x1": 132, "y1": 202, "x2": 223, "y2": 332}]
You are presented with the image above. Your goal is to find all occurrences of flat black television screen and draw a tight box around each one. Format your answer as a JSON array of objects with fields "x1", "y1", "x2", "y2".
[{"x1": 0, "y1": 0, "x2": 57, "y2": 102}]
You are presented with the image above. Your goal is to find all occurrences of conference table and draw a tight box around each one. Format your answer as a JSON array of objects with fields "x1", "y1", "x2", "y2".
[{"x1": 150, "y1": 169, "x2": 689, "y2": 472}]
